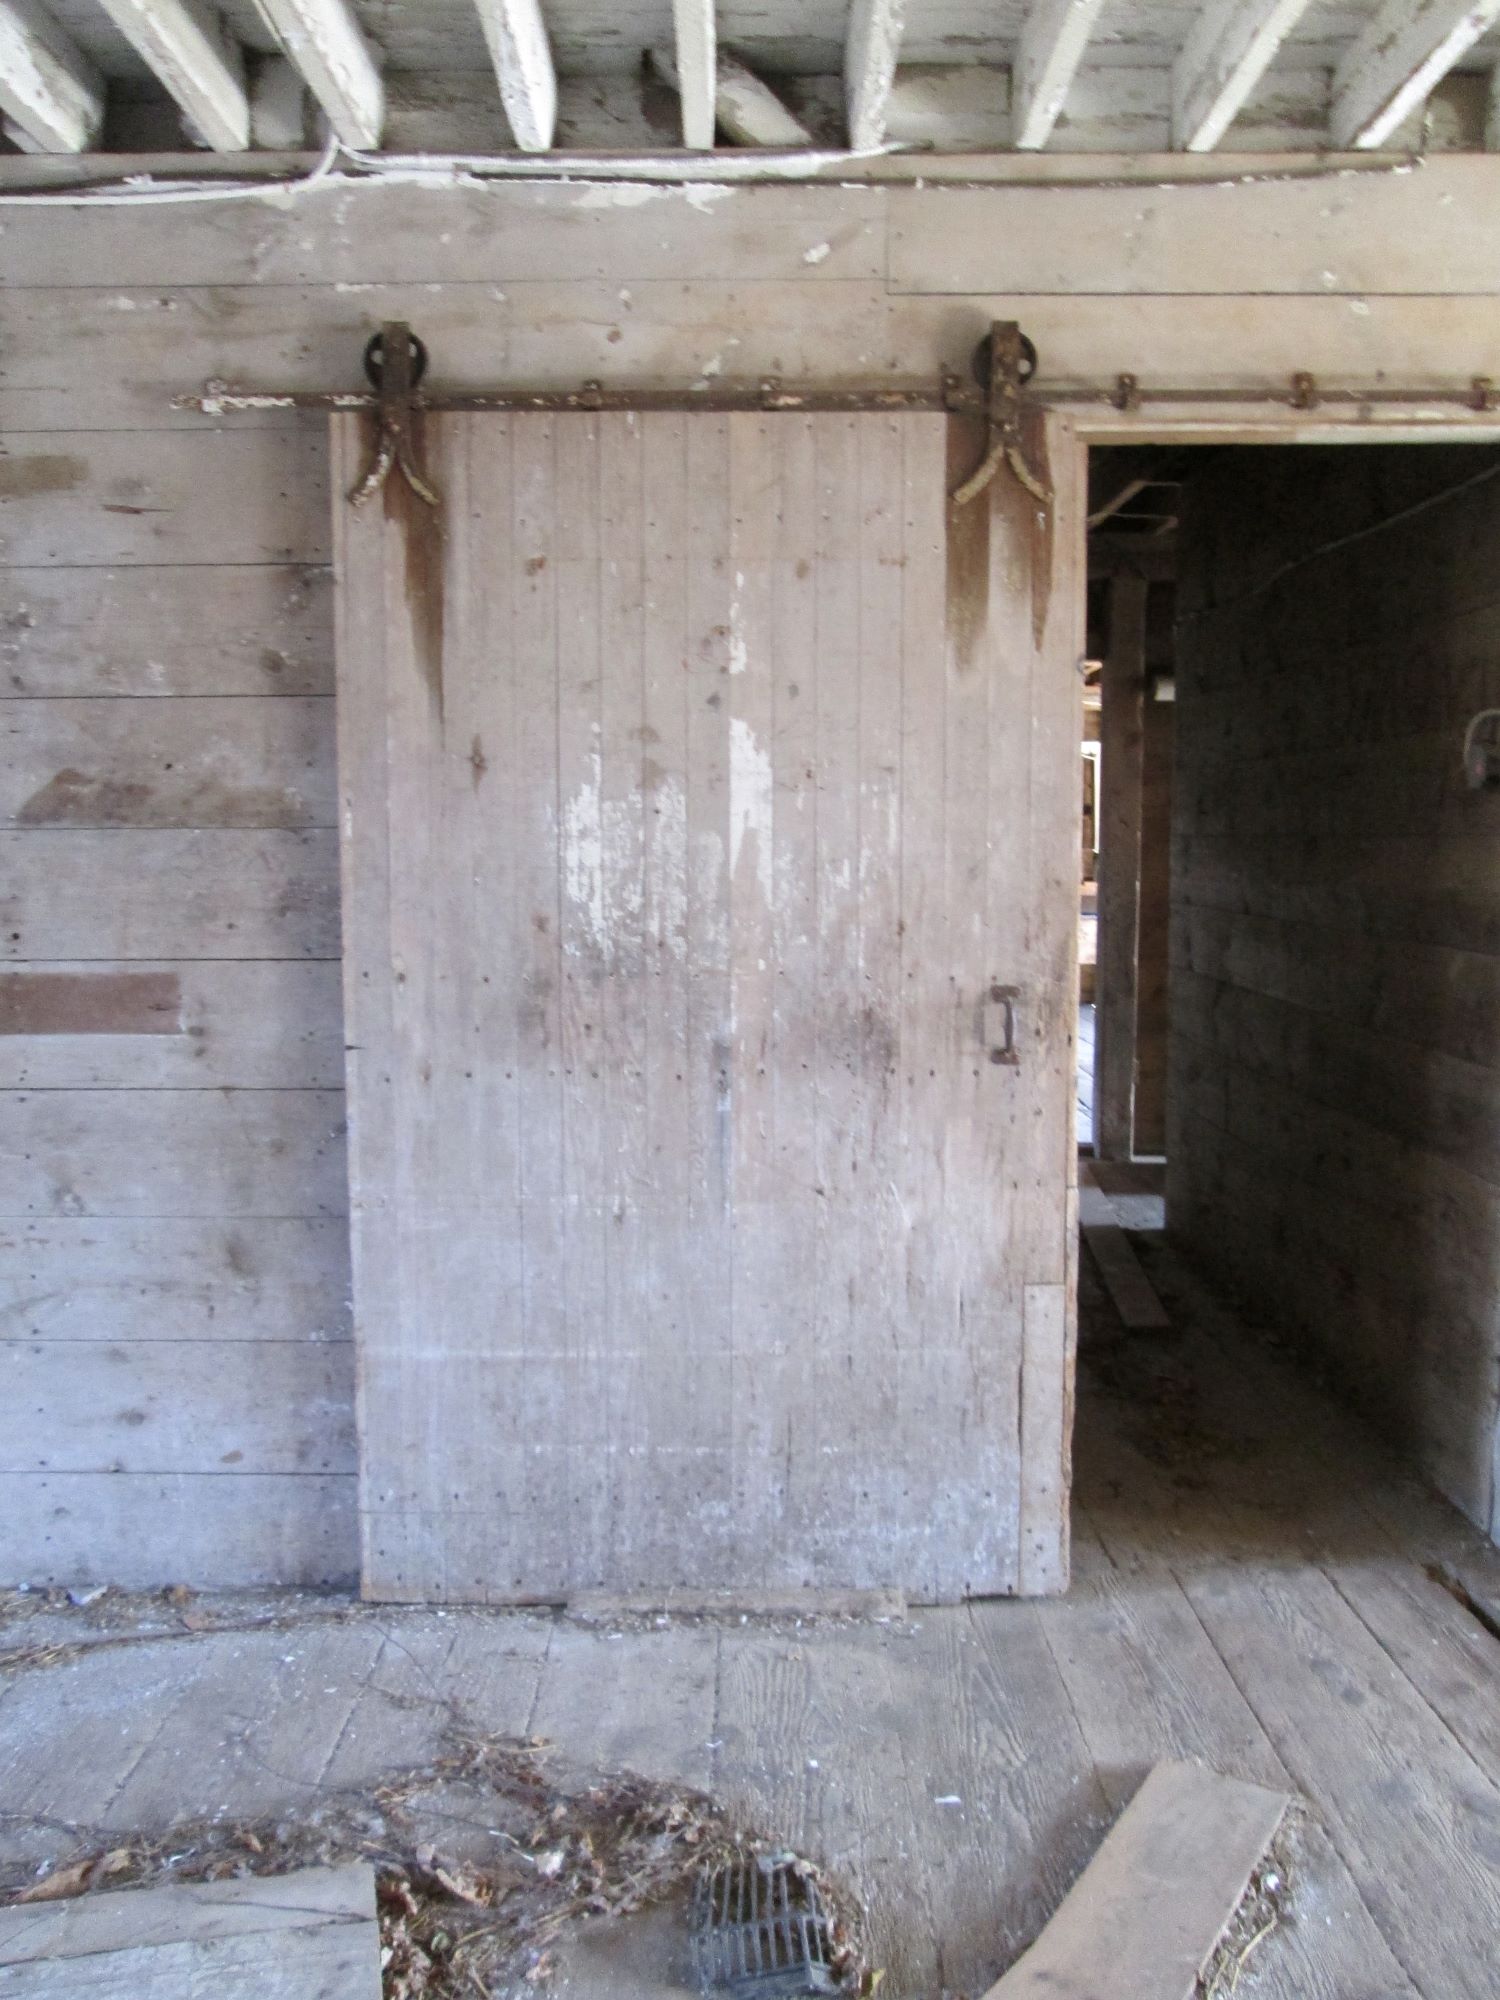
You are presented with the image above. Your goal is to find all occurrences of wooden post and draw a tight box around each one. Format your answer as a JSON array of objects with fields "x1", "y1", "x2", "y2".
[{"x1": 1094, "y1": 570, "x2": 1147, "y2": 1162}]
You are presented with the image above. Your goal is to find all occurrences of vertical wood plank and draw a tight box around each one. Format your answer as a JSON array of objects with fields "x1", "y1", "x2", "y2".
[{"x1": 1096, "y1": 570, "x2": 1148, "y2": 1163}]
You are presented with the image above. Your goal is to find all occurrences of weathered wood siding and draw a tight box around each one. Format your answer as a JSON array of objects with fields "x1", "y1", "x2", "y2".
[
  {"x1": 1170, "y1": 444, "x2": 1500, "y2": 1539},
  {"x1": 334, "y1": 407, "x2": 1082, "y2": 1601},
  {"x1": 4, "y1": 162, "x2": 1500, "y2": 1585}
]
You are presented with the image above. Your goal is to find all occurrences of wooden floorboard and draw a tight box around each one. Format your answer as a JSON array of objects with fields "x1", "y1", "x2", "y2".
[{"x1": 1, "y1": 1239, "x2": 1497, "y2": 1996}]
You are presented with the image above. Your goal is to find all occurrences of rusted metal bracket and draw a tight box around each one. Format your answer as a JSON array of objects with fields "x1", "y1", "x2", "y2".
[
  {"x1": 951, "y1": 322, "x2": 1053, "y2": 510},
  {"x1": 350, "y1": 323, "x2": 441, "y2": 509},
  {"x1": 173, "y1": 327, "x2": 1500, "y2": 445}
]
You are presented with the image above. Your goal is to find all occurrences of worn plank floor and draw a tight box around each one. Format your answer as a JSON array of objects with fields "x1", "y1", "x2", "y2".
[{"x1": 2, "y1": 1237, "x2": 1498, "y2": 1998}]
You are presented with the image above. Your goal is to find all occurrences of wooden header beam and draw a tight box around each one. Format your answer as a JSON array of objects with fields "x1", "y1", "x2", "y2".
[{"x1": 0, "y1": 0, "x2": 103, "y2": 153}]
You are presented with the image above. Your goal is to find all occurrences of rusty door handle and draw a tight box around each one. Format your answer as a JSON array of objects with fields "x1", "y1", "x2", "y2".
[{"x1": 985, "y1": 984, "x2": 1019, "y2": 1066}]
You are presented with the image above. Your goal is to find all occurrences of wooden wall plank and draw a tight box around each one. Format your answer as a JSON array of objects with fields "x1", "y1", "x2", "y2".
[
  {"x1": 2, "y1": 166, "x2": 1499, "y2": 301},
  {"x1": 0, "y1": 1216, "x2": 350, "y2": 1342},
  {"x1": 0, "y1": 829, "x2": 339, "y2": 958},
  {"x1": 0, "y1": 960, "x2": 341, "y2": 1087},
  {"x1": 0, "y1": 696, "x2": 334, "y2": 828},
  {"x1": 888, "y1": 160, "x2": 1500, "y2": 296},
  {"x1": 0, "y1": 431, "x2": 328, "y2": 566},
  {"x1": 0, "y1": 1088, "x2": 346, "y2": 1218},
  {"x1": 0, "y1": 182, "x2": 887, "y2": 289},
  {"x1": 0, "y1": 1338, "x2": 356, "y2": 1473},
  {"x1": 10, "y1": 287, "x2": 1500, "y2": 437},
  {"x1": 0, "y1": 969, "x2": 181, "y2": 1037},
  {"x1": 0, "y1": 1468, "x2": 357, "y2": 1586},
  {"x1": 0, "y1": 565, "x2": 331, "y2": 697},
  {"x1": 0, "y1": 282, "x2": 894, "y2": 431}
]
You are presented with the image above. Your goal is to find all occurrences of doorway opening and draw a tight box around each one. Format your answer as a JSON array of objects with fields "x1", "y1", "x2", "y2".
[{"x1": 1077, "y1": 437, "x2": 1500, "y2": 1555}]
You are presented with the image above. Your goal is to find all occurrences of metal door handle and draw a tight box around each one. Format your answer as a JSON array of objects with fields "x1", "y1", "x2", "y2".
[{"x1": 985, "y1": 984, "x2": 1019, "y2": 1066}]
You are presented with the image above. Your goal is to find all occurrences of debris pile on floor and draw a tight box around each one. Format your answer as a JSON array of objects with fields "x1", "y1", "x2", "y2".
[{"x1": 0, "y1": 1721, "x2": 867, "y2": 1999}]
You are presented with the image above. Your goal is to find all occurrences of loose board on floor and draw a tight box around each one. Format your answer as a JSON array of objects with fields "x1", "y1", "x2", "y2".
[
  {"x1": 983, "y1": 1759, "x2": 1290, "y2": 2000},
  {"x1": 0, "y1": 1863, "x2": 380, "y2": 1999}
]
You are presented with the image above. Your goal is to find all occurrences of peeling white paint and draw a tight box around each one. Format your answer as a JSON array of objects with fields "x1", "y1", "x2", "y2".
[
  {"x1": 575, "y1": 181, "x2": 665, "y2": 207},
  {"x1": 727, "y1": 593, "x2": 749, "y2": 675},
  {"x1": 802, "y1": 240, "x2": 831, "y2": 264},
  {"x1": 729, "y1": 716, "x2": 773, "y2": 905},
  {"x1": 561, "y1": 769, "x2": 604, "y2": 948},
  {"x1": 653, "y1": 775, "x2": 688, "y2": 960},
  {"x1": 683, "y1": 182, "x2": 733, "y2": 212}
]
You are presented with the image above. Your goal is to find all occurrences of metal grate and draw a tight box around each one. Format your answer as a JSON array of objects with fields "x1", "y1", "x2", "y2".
[{"x1": 690, "y1": 1857, "x2": 842, "y2": 1997}]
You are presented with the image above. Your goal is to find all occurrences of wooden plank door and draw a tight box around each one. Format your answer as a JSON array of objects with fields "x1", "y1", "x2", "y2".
[{"x1": 332, "y1": 407, "x2": 1082, "y2": 1603}]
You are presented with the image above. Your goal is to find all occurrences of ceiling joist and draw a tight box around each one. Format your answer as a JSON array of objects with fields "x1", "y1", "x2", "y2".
[
  {"x1": 1013, "y1": 0, "x2": 1109, "y2": 150},
  {"x1": 472, "y1": 0, "x2": 556, "y2": 152},
  {"x1": 0, "y1": 0, "x2": 104, "y2": 153},
  {"x1": 251, "y1": 0, "x2": 383, "y2": 150},
  {"x1": 669, "y1": 0, "x2": 715, "y2": 149},
  {"x1": 1172, "y1": 0, "x2": 1317, "y2": 152},
  {"x1": 95, "y1": 0, "x2": 249, "y2": 151},
  {"x1": 650, "y1": 43, "x2": 811, "y2": 147},
  {"x1": 845, "y1": 0, "x2": 904, "y2": 151},
  {"x1": 1331, "y1": 0, "x2": 1500, "y2": 149}
]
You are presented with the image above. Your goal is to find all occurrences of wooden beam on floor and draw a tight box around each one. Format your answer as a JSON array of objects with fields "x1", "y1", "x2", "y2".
[
  {"x1": 1094, "y1": 571, "x2": 1148, "y2": 1162},
  {"x1": 1080, "y1": 1167, "x2": 1171, "y2": 1329},
  {"x1": 845, "y1": 0, "x2": 904, "y2": 150},
  {"x1": 472, "y1": 0, "x2": 556, "y2": 152},
  {"x1": 1172, "y1": 0, "x2": 1317, "y2": 153},
  {"x1": 0, "y1": 0, "x2": 103, "y2": 153},
  {"x1": 982, "y1": 1760, "x2": 1290, "y2": 1999},
  {"x1": 1013, "y1": 0, "x2": 1109, "y2": 150},
  {"x1": 1331, "y1": 0, "x2": 1500, "y2": 150},
  {"x1": 251, "y1": 0, "x2": 383, "y2": 150},
  {"x1": 94, "y1": 0, "x2": 249, "y2": 152},
  {"x1": 669, "y1": 0, "x2": 716, "y2": 148},
  {"x1": 0, "y1": 1864, "x2": 381, "y2": 1998}
]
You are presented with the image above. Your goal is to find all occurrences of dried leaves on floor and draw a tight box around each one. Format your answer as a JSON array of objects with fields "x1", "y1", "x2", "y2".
[{"x1": 0, "y1": 1722, "x2": 866, "y2": 2000}]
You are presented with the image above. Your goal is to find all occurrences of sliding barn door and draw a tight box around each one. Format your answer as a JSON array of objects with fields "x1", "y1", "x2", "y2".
[{"x1": 332, "y1": 408, "x2": 1082, "y2": 1602}]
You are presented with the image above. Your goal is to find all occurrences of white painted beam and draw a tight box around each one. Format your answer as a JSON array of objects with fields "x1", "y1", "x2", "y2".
[
  {"x1": 471, "y1": 0, "x2": 556, "y2": 152},
  {"x1": 1331, "y1": 0, "x2": 1500, "y2": 150},
  {"x1": 250, "y1": 0, "x2": 383, "y2": 149},
  {"x1": 1013, "y1": 0, "x2": 1109, "y2": 150},
  {"x1": 845, "y1": 0, "x2": 904, "y2": 151},
  {"x1": 1172, "y1": 0, "x2": 1317, "y2": 152},
  {"x1": 0, "y1": 0, "x2": 104, "y2": 153},
  {"x1": 95, "y1": 0, "x2": 250, "y2": 152},
  {"x1": 649, "y1": 45, "x2": 811, "y2": 147},
  {"x1": 670, "y1": 0, "x2": 715, "y2": 148}
]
